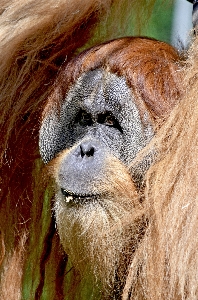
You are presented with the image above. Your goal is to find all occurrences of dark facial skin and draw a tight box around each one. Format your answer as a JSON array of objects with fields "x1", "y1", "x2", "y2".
[
  {"x1": 39, "y1": 68, "x2": 153, "y2": 298},
  {"x1": 39, "y1": 69, "x2": 154, "y2": 198}
]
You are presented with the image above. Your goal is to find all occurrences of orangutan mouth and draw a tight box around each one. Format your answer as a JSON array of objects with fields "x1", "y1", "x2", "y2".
[{"x1": 61, "y1": 188, "x2": 98, "y2": 204}]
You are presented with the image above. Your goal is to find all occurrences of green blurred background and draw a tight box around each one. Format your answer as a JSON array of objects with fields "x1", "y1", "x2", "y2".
[
  {"x1": 143, "y1": 0, "x2": 192, "y2": 46},
  {"x1": 142, "y1": 0, "x2": 174, "y2": 43}
]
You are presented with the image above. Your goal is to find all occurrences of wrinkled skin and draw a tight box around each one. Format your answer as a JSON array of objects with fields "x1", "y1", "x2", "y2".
[{"x1": 39, "y1": 69, "x2": 154, "y2": 195}]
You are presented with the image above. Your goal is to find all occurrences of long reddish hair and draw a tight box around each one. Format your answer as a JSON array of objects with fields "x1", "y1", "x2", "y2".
[
  {"x1": 0, "y1": 0, "x2": 181, "y2": 298},
  {"x1": 46, "y1": 37, "x2": 181, "y2": 119}
]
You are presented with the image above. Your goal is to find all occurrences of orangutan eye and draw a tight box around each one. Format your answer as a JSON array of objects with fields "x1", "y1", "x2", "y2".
[
  {"x1": 97, "y1": 112, "x2": 123, "y2": 133},
  {"x1": 75, "y1": 109, "x2": 93, "y2": 126},
  {"x1": 105, "y1": 115, "x2": 115, "y2": 125}
]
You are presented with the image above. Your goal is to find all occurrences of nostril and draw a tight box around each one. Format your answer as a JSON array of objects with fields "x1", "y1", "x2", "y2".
[
  {"x1": 80, "y1": 143, "x2": 95, "y2": 158},
  {"x1": 86, "y1": 147, "x2": 94, "y2": 157},
  {"x1": 80, "y1": 145, "x2": 85, "y2": 157}
]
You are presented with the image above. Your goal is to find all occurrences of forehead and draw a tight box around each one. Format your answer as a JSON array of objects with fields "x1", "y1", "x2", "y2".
[{"x1": 63, "y1": 68, "x2": 133, "y2": 113}]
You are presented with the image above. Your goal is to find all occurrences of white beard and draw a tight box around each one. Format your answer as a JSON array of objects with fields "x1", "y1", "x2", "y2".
[
  {"x1": 52, "y1": 154, "x2": 144, "y2": 295},
  {"x1": 55, "y1": 190, "x2": 143, "y2": 294}
]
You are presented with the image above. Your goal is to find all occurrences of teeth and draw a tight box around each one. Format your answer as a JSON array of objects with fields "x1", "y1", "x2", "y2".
[
  {"x1": 65, "y1": 196, "x2": 73, "y2": 203},
  {"x1": 61, "y1": 187, "x2": 99, "y2": 205}
]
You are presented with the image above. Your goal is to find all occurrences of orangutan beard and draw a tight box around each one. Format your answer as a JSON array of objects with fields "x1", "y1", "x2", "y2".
[{"x1": 54, "y1": 189, "x2": 143, "y2": 294}]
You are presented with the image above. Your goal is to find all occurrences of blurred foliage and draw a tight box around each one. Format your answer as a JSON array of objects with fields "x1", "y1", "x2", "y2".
[
  {"x1": 141, "y1": 0, "x2": 174, "y2": 43},
  {"x1": 80, "y1": 0, "x2": 174, "y2": 53}
]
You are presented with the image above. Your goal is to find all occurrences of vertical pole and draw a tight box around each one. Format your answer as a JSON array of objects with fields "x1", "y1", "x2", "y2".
[{"x1": 171, "y1": 0, "x2": 192, "y2": 47}]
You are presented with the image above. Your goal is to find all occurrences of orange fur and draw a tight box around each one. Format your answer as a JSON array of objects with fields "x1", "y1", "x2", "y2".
[
  {"x1": 41, "y1": 36, "x2": 181, "y2": 298},
  {"x1": 0, "y1": 0, "x2": 185, "y2": 299},
  {"x1": 45, "y1": 37, "x2": 182, "y2": 120},
  {"x1": 123, "y1": 35, "x2": 198, "y2": 300},
  {"x1": 0, "y1": 232, "x2": 27, "y2": 300}
]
